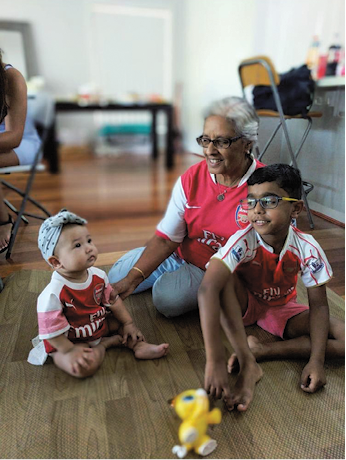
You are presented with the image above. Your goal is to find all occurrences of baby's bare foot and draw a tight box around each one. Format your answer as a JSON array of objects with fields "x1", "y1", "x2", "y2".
[
  {"x1": 101, "y1": 334, "x2": 123, "y2": 349},
  {"x1": 227, "y1": 360, "x2": 263, "y2": 412},
  {"x1": 134, "y1": 342, "x2": 169, "y2": 360}
]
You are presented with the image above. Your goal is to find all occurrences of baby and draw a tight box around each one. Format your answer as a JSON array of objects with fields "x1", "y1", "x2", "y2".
[{"x1": 28, "y1": 209, "x2": 169, "y2": 378}]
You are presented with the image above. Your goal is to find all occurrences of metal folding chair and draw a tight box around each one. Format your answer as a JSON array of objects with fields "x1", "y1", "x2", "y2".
[
  {"x1": 0, "y1": 92, "x2": 53, "y2": 259},
  {"x1": 238, "y1": 56, "x2": 322, "y2": 229}
]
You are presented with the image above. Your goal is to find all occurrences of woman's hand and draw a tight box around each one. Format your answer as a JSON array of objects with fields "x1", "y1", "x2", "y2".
[
  {"x1": 111, "y1": 235, "x2": 180, "y2": 300},
  {"x1": 122, "y1": 321, "x2": 145, "y2": 345},
  {"x1": 112, "y1": 275, "x2": 139, "y2": 300}
]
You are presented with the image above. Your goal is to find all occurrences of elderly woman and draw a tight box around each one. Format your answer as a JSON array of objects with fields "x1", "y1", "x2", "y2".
[{"x1": 109, "y1": 96, "x2": 264, "y2": 317}]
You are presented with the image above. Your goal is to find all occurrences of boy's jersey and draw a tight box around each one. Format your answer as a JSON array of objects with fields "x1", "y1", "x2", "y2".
[
  {"x1": 211, "y1": 224, "x2": 332, "y2": 306},
  {"x1": 156, "y1": 158, "x2": 264, "y2": 269},
  {"x1": 37, "y1": 267, "x2": 113, "y2": 352}
]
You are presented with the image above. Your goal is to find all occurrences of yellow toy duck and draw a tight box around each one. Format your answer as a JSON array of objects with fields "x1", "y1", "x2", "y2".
[{"x1": 171, "y1": 388, "x2": 222, "y2": 458}]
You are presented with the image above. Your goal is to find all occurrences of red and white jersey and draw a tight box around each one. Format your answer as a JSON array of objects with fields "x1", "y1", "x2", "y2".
[
  {"x1": 156, "y1": 158, "x2": 264, "y2": 269},
  {"x1": 211, "y1": 224, "x2": 332, "y2": 306},
  {"x1": 37, "y1": 267, "x2": 113, "y2": 352}
]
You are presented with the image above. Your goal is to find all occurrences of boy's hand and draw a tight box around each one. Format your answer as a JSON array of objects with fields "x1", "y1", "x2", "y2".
[
  {"x1": 66, "y1": 346, "x2": 96, "y2": 375},
  {"x1": 300, "y1": 360, "x2": 326, "y2": 393},
  {"x1": 205, "y1": 360, "x2": 232, "y2": 407},
  {"x1": 122, "y1": 321, "x2": 145, "y2": 345}
]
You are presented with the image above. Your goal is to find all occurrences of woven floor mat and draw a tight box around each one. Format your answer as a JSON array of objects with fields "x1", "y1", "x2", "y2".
[{"x1": 0, "y1": 267, "x2": 344, "y2": 459}]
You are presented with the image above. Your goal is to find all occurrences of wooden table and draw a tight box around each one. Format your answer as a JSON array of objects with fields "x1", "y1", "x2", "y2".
[{"x1": 48, "y1": 100, "x2": 174, "y2": 173}]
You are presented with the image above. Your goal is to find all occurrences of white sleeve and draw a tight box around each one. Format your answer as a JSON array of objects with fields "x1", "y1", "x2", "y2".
[
  {"x1": 300, "y1": 242, "x2": 333, "y2": 288},
  {"x1": 209, "y1": 226, "x2": 255, "y2": 271},
  {"x1": 37, "y1": 289, "x2": 70, "y2": 340},
  {"x1": 156, "y1": 176, "x2": 187, "y2": 243}
]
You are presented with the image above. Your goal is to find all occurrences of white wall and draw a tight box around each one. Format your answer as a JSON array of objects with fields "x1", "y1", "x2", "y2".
[
  {"x1": 252, "y1": 0, "x2": 345, "y2": 73},
  {"x1": 178, "y1": 0, "x2": 257, "y2": 152}
]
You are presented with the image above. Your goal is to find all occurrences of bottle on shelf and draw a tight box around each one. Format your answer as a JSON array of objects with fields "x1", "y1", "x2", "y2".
[
  {"x1": 336, "y1": 48, "x2": 345, "y2": 77},
  {"x1": 326, "y1": 33, "x2": 342, "y2": 76},
  {"x1": 306, "y1": 35, "x2": 320, "y2": 80}
]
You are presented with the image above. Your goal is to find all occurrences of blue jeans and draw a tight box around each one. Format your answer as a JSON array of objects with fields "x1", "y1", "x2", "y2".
[{"x1": 108, "y1": 247, "x2": 205, "y2": 318}]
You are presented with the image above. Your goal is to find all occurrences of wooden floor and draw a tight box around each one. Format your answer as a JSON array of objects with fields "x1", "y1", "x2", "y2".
[{"x1": 0, "y1": 146, "x2": 344, "y2": 297}]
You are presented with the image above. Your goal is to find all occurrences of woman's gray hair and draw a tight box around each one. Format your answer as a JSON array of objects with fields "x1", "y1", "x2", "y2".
[{"x1": 204, "y1": 96, "x2": 259, "y2": 143}]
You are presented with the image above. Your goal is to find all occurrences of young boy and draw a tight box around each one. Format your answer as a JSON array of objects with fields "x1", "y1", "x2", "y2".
[
  {"x1": 198, "y1": 164, "x2": 344, "y2": 412},
  {"x1": 28, "y1": 209, "x2": 169, "y2": 378}
]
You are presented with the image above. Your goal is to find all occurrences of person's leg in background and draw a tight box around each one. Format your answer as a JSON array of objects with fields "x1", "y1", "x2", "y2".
[
  {"x1": 0, "y1": 150, "x2": 19, "y2": 250},
  {"x1": 152, "y1": 262, "x2": 204, "y2": 317},
  {"x1": 108, "y1": 247, "x2": 185, "y2": 293}
]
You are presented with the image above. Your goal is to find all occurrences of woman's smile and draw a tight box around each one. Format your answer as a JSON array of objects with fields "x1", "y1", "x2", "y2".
[{"x1": 206, "y1": 156, "x2": 223, "y2": 167}]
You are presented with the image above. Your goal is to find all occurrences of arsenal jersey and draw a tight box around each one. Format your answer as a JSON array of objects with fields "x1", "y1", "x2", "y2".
[
  {"x1": 211, "y1": 224, "x2": 332, "y2": 306},
  {"x1": 156, "y1": 158, "x2": 264, "y2": 270},
  {"x1": 37, "y1": 267, "x2": 113, "y2": 353}
]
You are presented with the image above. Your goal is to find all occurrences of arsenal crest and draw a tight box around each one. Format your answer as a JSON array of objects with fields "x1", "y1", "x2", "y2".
[{"x1": 93, "y1": 284, "x2": 104, "y2": 305}]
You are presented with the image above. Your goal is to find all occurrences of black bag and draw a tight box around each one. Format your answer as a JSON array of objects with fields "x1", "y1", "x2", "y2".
[{"x1": 253, "y1": 64, "x2": 315, "y2": 116}]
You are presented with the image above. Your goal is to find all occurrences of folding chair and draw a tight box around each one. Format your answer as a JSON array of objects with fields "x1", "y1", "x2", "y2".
[
  {"x1": 0, "y1": 92, "x2": 54, "y2": 259},
  {"x1": 238, "y1": 56, "x2": 322, "y2": 229}
]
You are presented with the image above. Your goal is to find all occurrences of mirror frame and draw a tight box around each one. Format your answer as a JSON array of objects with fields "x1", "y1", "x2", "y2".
[{"x1": 0, "y1": 20, "x2": 38, "y2": 78}]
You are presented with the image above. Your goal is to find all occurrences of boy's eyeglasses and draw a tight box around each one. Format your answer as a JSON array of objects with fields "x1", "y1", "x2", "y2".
[
  {"x1": 240, "y1": 195, "x2": 299, "y2": 210},
  {"x1": 196, "y1": 136, "x2": 242, "y2": 149}
]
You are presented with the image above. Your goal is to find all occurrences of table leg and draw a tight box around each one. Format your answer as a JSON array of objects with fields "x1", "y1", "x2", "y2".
[
  {"x1": 151, "y1": 109, "x2": 158, "y2": 160},
  {"x1": 44, "y1": 121, "x2": 59, "y2": 173},
  {"x1": 166, "y1": 106, "x2": 174, "y2": 169}
]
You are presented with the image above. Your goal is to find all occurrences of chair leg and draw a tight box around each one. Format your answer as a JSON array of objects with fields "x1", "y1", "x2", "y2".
[
  {"x1": 258, "y1": 122, "x2": 282, "y2": 161},
  {"x1": 3, "y1": 199, "x2": 29, "y2": 223},
  {"x1": 2, "y1": 180, "x2": 51, "y2": 219},
  {"x1": 279, "y1": 117, "x2": 314, "y2": 229},
  {"x1": 5, "y1": 167, "x2": 40, "y2": 259},
  {"x1": 290, "y1": 118, "x2": 312, "y2": 162}
]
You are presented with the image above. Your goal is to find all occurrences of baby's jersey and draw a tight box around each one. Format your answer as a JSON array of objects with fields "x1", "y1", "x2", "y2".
[
  {"x1": 156, "y1": 158, "x2": 264, "y2": 269},
  {"x1": 37, "y1": 267, "x2": 113, "y2": 352},
  {"x1": 211, "y1": 224, "x2": 332, "y2": 306}
]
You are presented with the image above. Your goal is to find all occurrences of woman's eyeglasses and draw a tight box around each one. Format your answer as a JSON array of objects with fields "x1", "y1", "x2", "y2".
[
  {"x1": 196, "y1": 136, "x2": 242, "y2": 149},
  {"x1": 240, "y1": 195, "x2": 299, "y2": 210}
]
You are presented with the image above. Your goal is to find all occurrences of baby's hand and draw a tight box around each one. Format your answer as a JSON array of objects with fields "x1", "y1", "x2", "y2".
[
  {"x1": 122, "y1": 321, "x2": 145, "y2": 345},
  {"x1": 66, "y1": 346, "x2": 96, "y2": 375}
]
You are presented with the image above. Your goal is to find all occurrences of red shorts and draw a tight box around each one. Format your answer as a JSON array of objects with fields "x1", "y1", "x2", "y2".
[{"x1": 242, "y1": 293, "x2": 309, "y2": 339}]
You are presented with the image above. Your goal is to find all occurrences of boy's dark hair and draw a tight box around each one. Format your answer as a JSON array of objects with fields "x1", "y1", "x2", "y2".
[{"x1": 248, "y1": 164, "x2": 302, "y2": 199}]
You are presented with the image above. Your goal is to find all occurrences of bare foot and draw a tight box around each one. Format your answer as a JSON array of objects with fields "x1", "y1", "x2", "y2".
[
  {"x1": 0, "y1": 221, "x2": 11, "y2": 251},
  {"x1": 133, "y1": 342, "x2": 169, "y2": 360},
  {"x1": 101, "y1": 334, "x2": 123, "y2": 349},
  {"x1": 227, "y1": 335, "x2": 268, "y2": 373},
  {"x1": 228, "y1": 360, "x2": 263, "y2": 412}
]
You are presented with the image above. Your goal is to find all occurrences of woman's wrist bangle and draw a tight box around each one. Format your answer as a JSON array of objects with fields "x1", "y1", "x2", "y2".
[{"x1": 131, "y1": 266, "x2": 146, "y2": 281}]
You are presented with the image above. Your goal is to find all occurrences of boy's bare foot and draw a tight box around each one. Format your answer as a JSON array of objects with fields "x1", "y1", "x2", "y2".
[
  {"x1": 133, "y1": 342, "x2": 169, "y2": 360},
  {"x1": 227, "y1": 360, "x2": 263, "y2": 412},
  {"x1": 227, "y1": 335, "x2": 268, "y2": 373},
  {"x1": 101, "y1": 334, "x2": 123, "y2": 349}
]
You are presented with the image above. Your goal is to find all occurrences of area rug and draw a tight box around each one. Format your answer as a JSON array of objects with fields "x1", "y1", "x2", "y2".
[{"x1": 0, "y1": 266, "x2": 344, "y2": 459}]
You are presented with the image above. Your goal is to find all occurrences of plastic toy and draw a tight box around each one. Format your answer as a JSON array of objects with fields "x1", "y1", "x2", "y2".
[{"x1": 171, "y1": 388, "x2": 222, "y2": 458}]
